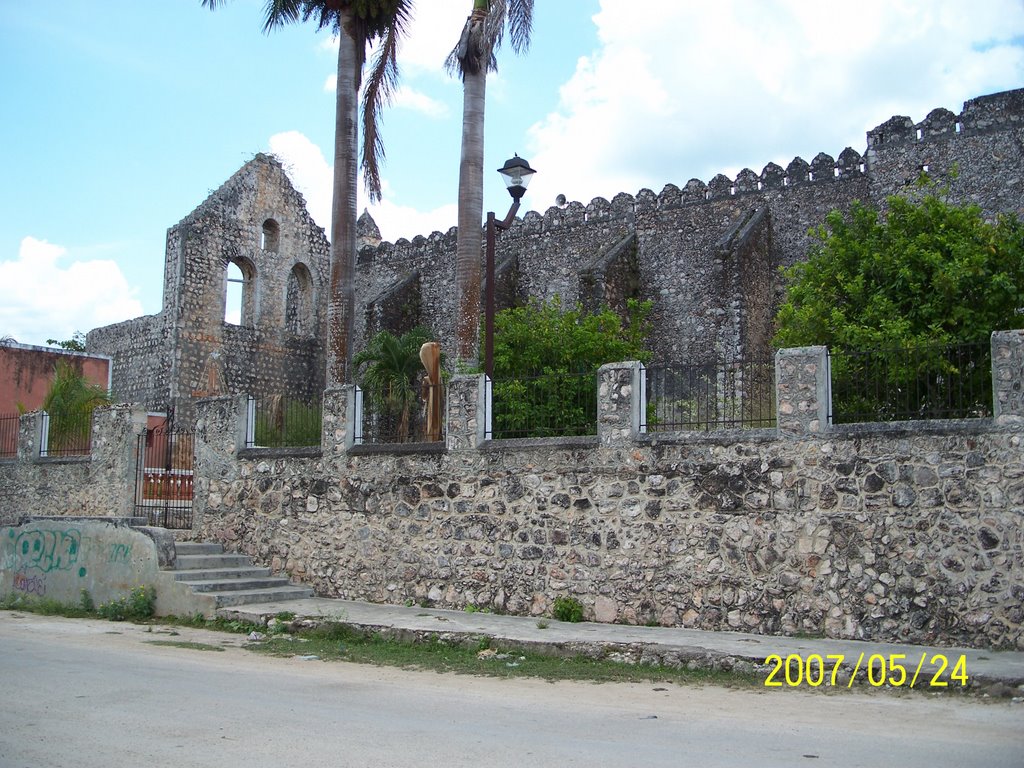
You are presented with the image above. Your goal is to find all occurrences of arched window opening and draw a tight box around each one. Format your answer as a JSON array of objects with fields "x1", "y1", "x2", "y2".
[
  {"x1": 261, "y1": 218, "x2": 280, "y2": 251},
  {"x1": 285, "y1": 263, "x2": 314, "y2": 336},
  {"x1": 225, "y1": 258, "x2": 255, "y2": 325}
]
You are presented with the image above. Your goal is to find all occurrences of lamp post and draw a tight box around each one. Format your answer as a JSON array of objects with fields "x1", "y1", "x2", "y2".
[{"x1": 485, "y1": 154, "x2": 536, "y2": 379}]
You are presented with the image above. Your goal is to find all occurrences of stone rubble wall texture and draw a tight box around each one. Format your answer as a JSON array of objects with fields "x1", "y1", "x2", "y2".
[
  {"x1": 188, "y1": 334, "x2": 1024, "y2": 651},
  {"x1": 87, "y1": 154, "x2": 331, "y2": 421},
  {"x1": 355, "y1": 89, "x2": 1024, "y2": 367},
  {"x1": 0, "y1": 405, "x2": 148, "y2": 527}
]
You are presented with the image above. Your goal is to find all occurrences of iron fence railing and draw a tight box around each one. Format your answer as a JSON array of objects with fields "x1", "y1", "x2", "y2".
[
  {"x1": 135, "y1": 428, "x2": 194, "y2": 529},
  {"x1": 245, "y1": 395, "x2": 322, "y2": 448},
  {"x1": 39, "y1": 411, "x2": 92, "y2": 457},
  {"x1": 486, "y1": 370, "x2": 599, "y2": 440},
  {"x1": 354, "y1": 382, "x2": 445, "y2": 445},
  {"x1": 0, "y1": 413, "x2": 17, "y2": 458},
  {"x1": 644, "y1": 359, "x2": 777, "y2": 432},
  {"x1": 829, "y1": 341, "x2": 992, "y2": 424}
]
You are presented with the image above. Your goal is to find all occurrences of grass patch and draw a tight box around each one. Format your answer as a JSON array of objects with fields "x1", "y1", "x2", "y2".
[
  {"x1": 245, "y1": 622, "x2": 762, "y2": 688},
  {"x1": 145, "y1": 640, "x2": 225, "y2": 652}
]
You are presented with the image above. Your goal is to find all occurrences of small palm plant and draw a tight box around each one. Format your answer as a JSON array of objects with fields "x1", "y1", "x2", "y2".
[
  {"x1": 43, "y1": 361, "x2": 111, "y2": 454},
  {"x1": 354, "y1": 327, "x2": 433, "y2": 442}
]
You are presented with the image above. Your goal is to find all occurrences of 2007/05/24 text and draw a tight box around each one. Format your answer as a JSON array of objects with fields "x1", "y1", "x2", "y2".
[{"x1": 764, "y1": 652, "x2": 969, "y2": 688}]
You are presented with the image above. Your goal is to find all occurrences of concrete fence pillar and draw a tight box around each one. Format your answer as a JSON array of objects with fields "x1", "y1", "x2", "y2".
[
  {"x1": 775, "y1": 346, "x2": 830, "y2": 436},
  {"x1": 992, "y1": 329, "x2": 1024, "y2": 423},
  {"x1": 597, "y1": 361, "x2": 644, "y2": 447},
  {"x1": 446, "y1": 374, "x2": 487, "y2": 451}
]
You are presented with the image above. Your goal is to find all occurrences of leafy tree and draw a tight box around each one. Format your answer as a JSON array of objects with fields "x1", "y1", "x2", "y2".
[
  {"x1": 354, "y1": 326, "x2": 434, "y2": 442},
  {"x1": 46, "y1": 332, "x2": 86, "y2": 351},
  {"x1": 448, "y1": 0, "x2": 534, "y2": 367},
  {"x1": 43, "y1": 361, "x2": 111, "y2": 453},
  {"x1": 484, "y1": 297, "x2": 652, "y2": 438},
  {"x1": 201, "y1": 0, "x2": 413, "y2": 386},
  {"x1": 774, "y1": 185, "x2": 1024, "y2": 420}
]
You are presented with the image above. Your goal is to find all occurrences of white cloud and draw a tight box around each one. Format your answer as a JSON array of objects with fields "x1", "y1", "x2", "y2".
[
  {"x1": 524, "y1": 0, "x2": 1024, "y2": 209},
  {"x1": 394, "y1": 86, "x2": 448, "y2": 118},
  {"x1": 269, "y1": 130, "x2": 334, "y2": 230},
  {"x1": 0, "y1": 237, "x2": 143, "y2": 346},
  {"x1": 268, "y1": 130, "x2": 457, "y2": 242}
]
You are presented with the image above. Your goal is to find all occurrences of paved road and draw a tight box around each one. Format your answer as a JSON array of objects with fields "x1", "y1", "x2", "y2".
[{"x1": 1, "y1": 612, "x2": 1021, "y2": 768}]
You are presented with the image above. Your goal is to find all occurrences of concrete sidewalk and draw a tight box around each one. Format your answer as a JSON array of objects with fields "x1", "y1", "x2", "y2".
[{"x1": 219, "y1": 597, "x2": 1024, "y2": 696}]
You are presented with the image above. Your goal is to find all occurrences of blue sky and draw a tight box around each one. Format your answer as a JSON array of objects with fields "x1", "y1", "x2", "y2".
[{"x1": 2, "y1": 0, "x2": 1023, "y2": 347}]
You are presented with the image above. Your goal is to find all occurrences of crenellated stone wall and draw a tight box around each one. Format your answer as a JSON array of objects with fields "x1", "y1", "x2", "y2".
[
  {"x1": 353, "y1": 89, "x2": 1024, "y2": 368},
  {"x1": 184, "y1": 331, "x2": 1024, "y2": 650}
]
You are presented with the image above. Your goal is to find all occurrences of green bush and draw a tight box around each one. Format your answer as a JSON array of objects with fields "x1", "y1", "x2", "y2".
[
  {"x1": 552, "y1": 596, "x2": 584, "y2": 623},
  {"x1": 97, "y1": 585, "x2": 155, "y2": 621}
]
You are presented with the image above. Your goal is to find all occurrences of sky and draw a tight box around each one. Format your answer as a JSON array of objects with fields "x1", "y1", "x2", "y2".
[{"x1": 1, "y1": 0, "x2": 1023, "y2": 347}]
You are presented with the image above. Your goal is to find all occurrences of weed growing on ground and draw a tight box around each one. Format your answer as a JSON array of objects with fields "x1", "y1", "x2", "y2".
[{"x1": 97, "y1": 585, "x2": 155, "y2": 621}]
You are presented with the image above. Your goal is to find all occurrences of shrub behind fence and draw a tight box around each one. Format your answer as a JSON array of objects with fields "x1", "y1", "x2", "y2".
[
  {"x1": 829, "y1": 341, "x2": 992, "y2": 424},
  {"x1": 40, "y1": 411, "x2": 92, "y2": 457},
  {"x1": 245, "y1": 396, "x2": 322, "y2": 448},
  {"x1": 354, "y1": 383, "x2": 445, "y2": 445},
  {"x1": 487, "y1": 371, "x2": 599, "y2": 440}
]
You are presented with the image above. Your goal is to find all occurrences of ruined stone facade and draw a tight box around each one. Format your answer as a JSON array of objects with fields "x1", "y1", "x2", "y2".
[
  {"x1": 87, "y1": 154, "x2": 331, "y2": 422},
  {"x1": 85, "y1": 89, "x2": 1024, "y2": 413}
]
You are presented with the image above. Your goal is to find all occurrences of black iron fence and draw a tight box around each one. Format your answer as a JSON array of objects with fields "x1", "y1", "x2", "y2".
[
  {"x1": 354, "y1": 382, "x2": 445, "y2": 445},
  {"x1": 486, "y1": 370, "x2": 599, "y2": 440},
  {"x1": 829, "y1": 341, "x2": 992, "y2": 424},
  {"x1": 0, "y1": 413, "x2": 17, "y2": 458},
  {"x1": 135, "y1": 428, "x2": 194, "y2": 529},
  {"x1": 39, "y1": 411, "x2": 92, "y2": 457},
  {"x1": 245, "y1": 395, "x2": 322, "y2": 448},
  {"x1": 644, "y1": 359, "x2": 776, "y2": 432}
]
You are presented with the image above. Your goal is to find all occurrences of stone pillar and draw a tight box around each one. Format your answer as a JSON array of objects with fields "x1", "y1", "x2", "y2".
[
  {"x1": 992, "y1": 329, "x2": 1024, "y2": 423},
  {"x1": 17, "y1": 411, "x2": 43, "y2": 461},
  {"x1": 597, "y1": 361, "x2": 643, "y2": 447},
  {"x1": 192, "y1": 394, "x2": 247, "y2": 530},
  {"x1": 775, "y1": 346, "x2": 830, "y2": 436},
  {"x1": 321, "y1": 386, "x2": 351, "y2": 456},
  {"x1": 446, "y1": 374, "x2": 486, "y2": 451},
  {"x1": 88, "y1": 404, "x2": 148, "y2": 518}
]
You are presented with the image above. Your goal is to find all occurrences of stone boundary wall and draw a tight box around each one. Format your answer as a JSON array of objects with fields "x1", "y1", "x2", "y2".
[
  {"x1": 187, "y1": 331, "x2": 1024, "y2": 650},
  {"x1": 0, "y1": 405, "x2": 147, "y2": 527}
]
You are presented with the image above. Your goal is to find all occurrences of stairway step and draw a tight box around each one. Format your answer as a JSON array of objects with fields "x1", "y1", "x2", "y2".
[
  {"x1": 211, "y1": 585, "x2": 315, "y2": 607},
  {"x1": 184, "y1": 577, "x2": 296, "y2": 594},
  {"x1": 173, "y1": 566, "x2": 272, "y2": 582},
  {"x1": 175, "y1": 553, "x2": 252, "y2": 570},
  {"x1": 175, "y1": 542, "x2": 224, "y2": 556}
]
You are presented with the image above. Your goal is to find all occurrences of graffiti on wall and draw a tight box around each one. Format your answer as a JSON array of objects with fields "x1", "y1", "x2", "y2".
[
  {"x1": 3, "y1": 527, "x2": 85, "y2": 577},
  {"x1": 12, "y1": 568, "x2": 46, "y2": 596}
]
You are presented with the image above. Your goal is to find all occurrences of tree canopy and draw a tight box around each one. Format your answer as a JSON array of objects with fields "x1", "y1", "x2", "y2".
[{"x1": 774, "y1": 186, "x2": 1024, "y2": 350}]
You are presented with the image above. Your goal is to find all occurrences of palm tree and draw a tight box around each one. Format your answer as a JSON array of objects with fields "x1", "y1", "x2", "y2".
[
  {"x1": 43, "y1": 361, "x2": 112, "y2": 454},
  {"x1": 448, "y1": 0, "x2": 533, "y2": 368},
  {"x1": 353, "y1": 327, "x2": 433, "y2": 442},
  {"x1": 201, "y1": 0, "x2": 413, "y2": 387}
]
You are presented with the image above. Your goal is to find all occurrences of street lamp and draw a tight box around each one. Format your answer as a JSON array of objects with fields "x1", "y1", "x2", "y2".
[{"x1": 485, "y1": 154, "x2": 536, "y2": 378}]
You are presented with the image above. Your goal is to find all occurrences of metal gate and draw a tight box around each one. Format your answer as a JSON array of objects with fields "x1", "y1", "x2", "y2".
[{"x1": 134, "y1": 428, "x2": 194, "y2": 529}]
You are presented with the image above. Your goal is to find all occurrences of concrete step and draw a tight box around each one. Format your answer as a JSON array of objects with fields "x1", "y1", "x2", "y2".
[
  {"x1": 174, "y1": 542, "x2": 224, "y2": 556},
  {"x1": 210, "y1": 585, "x2": 315, "y2": 608},
  {"x1": 183, "y1": 576, "x2": 297, "y2": 594},
  {"x1": 173, "y1": 566, "x2": 273, "y2": 582},
  {"x1": 165, "y1": 540, "x2": 316, "y2": 616},
  {"x1": 174, "y1": 553, "x2": 252, "y2": 570}
]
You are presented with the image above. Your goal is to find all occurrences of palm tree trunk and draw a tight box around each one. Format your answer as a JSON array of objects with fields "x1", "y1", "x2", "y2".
[
  {"x1": 453, "y1": 7, "x2": 490, "y2": 368},
  {"x1": 328, "y1": 9, "x2": 361, "y2": 387}
]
